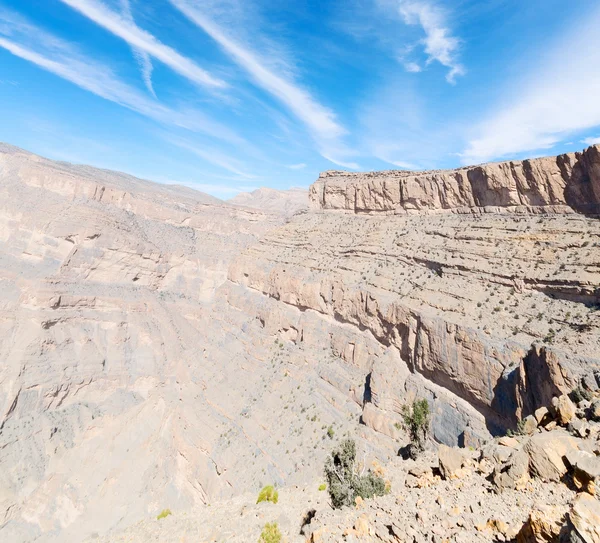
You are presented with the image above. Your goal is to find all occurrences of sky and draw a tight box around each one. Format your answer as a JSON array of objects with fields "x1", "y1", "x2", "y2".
[{"x1": 1, "y1": 0, "x2": 600, "y2": 198}]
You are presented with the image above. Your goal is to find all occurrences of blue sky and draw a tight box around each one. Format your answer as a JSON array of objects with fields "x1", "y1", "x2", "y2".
[{"x1": 1, "y1": 0, "x2": 600, "y2": 198}]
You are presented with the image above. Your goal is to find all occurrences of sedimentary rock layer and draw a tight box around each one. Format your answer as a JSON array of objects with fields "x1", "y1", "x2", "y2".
[{"x1": 310, "y1": 144, "x2": 600, "y2": 214}]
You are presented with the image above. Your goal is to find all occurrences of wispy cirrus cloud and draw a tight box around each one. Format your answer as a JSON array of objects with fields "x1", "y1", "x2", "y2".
[
  {"x1": 168, "y1": 0, "x2": 358, "y2": 169},
  {"x1": 163, "y1": 134, "x2": 256, "y2": 179},
  {"x1": 461, "y1": 5, "x2": 600, "y2": 164},
  {"x1": 119, "y1": 0, "x2": 156, "y2": 97},
  {"x1": 378, "y1": 0, "x2": 465, "y2": 83},
  {"x1": 287, "y1": 163, "x2": 306, "y2": 170},
  {"x1": 58, "y1": 0, "x2": 226, "y2": 90},
  {"x1": 0, "y1": 10, "x2": 243, "y2": 147}
]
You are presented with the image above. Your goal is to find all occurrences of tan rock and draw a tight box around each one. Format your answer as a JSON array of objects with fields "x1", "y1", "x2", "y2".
[
  {"x1": 524, "y1": 431, "x2": 581, "y2": 482},
  {"x1": 438, "y1": 444, "x2": 465, "y2": 480},
  {"x1": 553, "y1": 395, "x2": 577, "y2": 425},
  {"x1": 516, "y1": 505, "x2": 565, "y2": 543},
  {"x1": 499, "y1": 436, "x2": 520, "y2": 448},
  {"x1": 570, "y1": 493, "x2": 600, "y2": 543}
]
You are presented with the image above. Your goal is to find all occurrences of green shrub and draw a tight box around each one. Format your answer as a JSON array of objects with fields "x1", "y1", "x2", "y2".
[
  {"x1": 570, "y1": 386, "x2": 592, "y2": 404},
  {"x1": 156, "y1": 508, "x2": 172, "y2": 520},
  {"x1": 318, "y1": 483, "x2": 326, "y2": 491},
  {"x1": 401, "y1": 398, "x2": 430, "y2": 459},
  {"x1": 256, "y1": 485, "x2": 279, "y2": 504},
  {"x1": 324, "y1": 439, "x2": 387, "y2": 509},
  {"x1": 326, "y1": 426, "x2": 334, "y2": 439},
  {"x1": 258, "y1": 522, "x2": 281, "y2": 543}
]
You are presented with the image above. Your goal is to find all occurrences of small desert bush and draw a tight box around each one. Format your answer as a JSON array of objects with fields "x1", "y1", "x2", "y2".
[
  {"x1": 324, "y1": 439, "x2": 387, "y2": 509},
  {"x1": 401, "y1": 398, "x2": 430, "y2": 459},
  {"x1": 256, "y1": 485, "x2": 279, "y2": 504},
  {"x1": 318, "y1": 483, "x2": 326, "y2": 491},
  {"x1": 258, "y1": 522, "x2": 281, "y2": 543},
  {"x1": 156, "y1": 508, "x2": 172, "y2": 520}
]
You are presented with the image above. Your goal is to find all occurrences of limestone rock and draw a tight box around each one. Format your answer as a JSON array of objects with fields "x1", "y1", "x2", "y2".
[
  {"x1": 522, "y1": 415, "x2": 539, "y2": 435},
  {"x1": 492, "y1": 449, "x2": 530, "y2": 492},
  {"x1": 569, "y1": 493, "x2": 600, "y2": 543},
  {"x1": 590, "y1": 400, "x2": 600, "y2": 423},
  {"x1": 524, "y1": 431, "x2": 582, "y2": 481},
  {"x1": 554, "y1": 395, "x2": 577, "y2": 426},
  {"x1": 310, "y1": 145, "x2": 600, "y2": 214},
  {"x1": 516, "y1": 505, "x2": 565, "y2": 543},
  {"x1": 438, "y1": 445, "x2": 465, "y2": 480}
]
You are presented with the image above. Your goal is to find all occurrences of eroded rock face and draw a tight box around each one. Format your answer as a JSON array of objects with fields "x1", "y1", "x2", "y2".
[
  {"x1": 1, "y1": 143, "x2": 599, "y2": 542},
  {"x1": 310, "y1": 145, "x2": 600, "y2": 214}
]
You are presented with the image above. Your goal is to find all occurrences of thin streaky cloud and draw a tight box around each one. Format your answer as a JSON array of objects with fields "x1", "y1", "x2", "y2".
[
  {"x1": 287, "y1": 163, "x2": 307, "y2": 170},
  {"x1": 164, "y1": 135, "x2": 256, "y2": 179},
  {"x1": 58, "y1": 0, "x2": 226, "y2": 89},
  {"x1": 169, "y1": 0, "x2": 349, "y2": 154},
  {"x1": 119, "y1": 0, "x2": 156, "y2": 98},
  {"x1": 0, "y1": 18, "x2": 243, "y2": 146},
  {"x1": 321, "y1": 154, "x2": 360, "y2": 170}
]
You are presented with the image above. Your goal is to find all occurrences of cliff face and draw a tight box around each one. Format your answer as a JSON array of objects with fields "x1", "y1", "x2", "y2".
[{"x1": 309, "y1": 145, "x2": 600, "y2": 214}]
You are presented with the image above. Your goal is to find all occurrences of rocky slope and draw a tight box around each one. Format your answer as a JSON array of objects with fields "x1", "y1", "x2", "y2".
[
  {"x1": 230, "y1": 187, "x2": 309, "y2": 216},
  {"x1": 0, "y1": 143, "x2": 599, "y2": 542},
  {"x1": 88, "y1": 389, "x2": 600, "y2": 543}
]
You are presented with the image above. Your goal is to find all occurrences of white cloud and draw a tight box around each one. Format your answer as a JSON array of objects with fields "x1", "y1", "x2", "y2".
[
  {"x1": 462, "y1": 6, "x2": 600, "y2": 164},
  {"x1": 163, "y1": 134, "x2": 256, "y2": 178},
  {"x1": 386, "y1": 0, "x2": 465, "y2": 83},
  {"x1": 58, "y1": 0, "x2": 226, "y2": 89},
  {"x1": 288, "y1": 163, "x2": 307, "y2": 170},
  {"x1": 581, "y1": 136, "x2": 600, "y2": 146},
  {"x1": 404, "y1": 61, "x2": 422, "y2": 73},
  {"x1": 321, "y1": 154, "x2": 361, "y2": 170},
  {"x1": 0, "y1": 13, "x2": 243, "y2": 145},
  {"x1": 169, "y1": 0, "x2": 354, "y2": 168},
  {"x1": 119, "y1": 0, "x2": 156, "y2": 97}
]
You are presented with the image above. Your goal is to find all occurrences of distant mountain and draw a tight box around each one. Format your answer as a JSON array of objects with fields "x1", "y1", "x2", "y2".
[{"x1": 229, "y1": 186, "x2": 308, "y2": 215}]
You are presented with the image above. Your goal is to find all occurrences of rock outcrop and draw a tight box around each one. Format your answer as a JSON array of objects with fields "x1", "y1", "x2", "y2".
[{"x1": 310, "y1": 145, "x2": 600, "y2": 215}]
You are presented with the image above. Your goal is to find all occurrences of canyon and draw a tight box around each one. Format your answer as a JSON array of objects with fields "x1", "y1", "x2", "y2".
[{"x1": 0, "y1": 142, "x2": 598, "y2": 542}]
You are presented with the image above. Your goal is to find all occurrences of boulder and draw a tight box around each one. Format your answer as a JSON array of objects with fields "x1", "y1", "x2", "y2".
[
  {"x1": 535, "y1": 406, "x2": 552, "y2": 426},
  {"x1": 492, "y1": 449, "x2": 530, "y2": 492},
  {"x1": 499, "y1": 436, "x2": 521, "y2": 448},
  {"x1": 582, "y1": 373, "x2": 599, "y2": 392},
  {"x1": 553, "y1": 395, "x2": 577, "y2": 426},
  {"x1": 524, "y1": 430, "x2": 582, "y2": 482},
  {"x1": 516, "y1": 505, "x2": 565, "y2": 543},
  {"x1": 590, "y1": 400, "x2": 600, "y2": 423},
  {"x1": 522, "y1": 415, "x2": 539, "y2": 435},
  {"x1": 569, "y1": 493, "x2": 600, "y2": 543},
  {"x1": 566, "y1": 450, "x2": 600, "y2": 495},
  {"x1": 569, "y1": 419, "x2": 590, "y2": 438},
  {"x1": 438, "y1": 444, "x2": 465, "y2": 480}
]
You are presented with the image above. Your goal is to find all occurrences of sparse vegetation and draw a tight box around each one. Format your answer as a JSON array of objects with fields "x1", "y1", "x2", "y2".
[
  {"x1": 570, "y1": 386, "x2": 593, "y2": 403},
  {"x1": 324, "y1": 439, "x2": 387, "y2": 509},
  {"x1": 156, "y1": 508, "x2": 172, "y2": 520},
  {"x1": 256, "y1": 485, "x2": 279, "y2": 504},
  {"x1": 318, "y1": 483, "x2": 327, "y2": 491},
  {"x1": 401, "y1": 398, "x2": 430, "y2": 459},
  {"x1": 258, "y1": 522, "x2": 281, "y2": 543}
]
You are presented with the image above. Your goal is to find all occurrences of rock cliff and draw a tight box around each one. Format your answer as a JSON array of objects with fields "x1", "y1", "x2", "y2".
[{"x1": 310, "y1": 145, "x2": 600, "y2": 215}]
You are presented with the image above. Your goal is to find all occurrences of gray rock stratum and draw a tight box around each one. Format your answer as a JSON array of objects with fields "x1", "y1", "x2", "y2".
[{"x1": 0, "y1": 143, "x2": 599, "y2": 542}]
